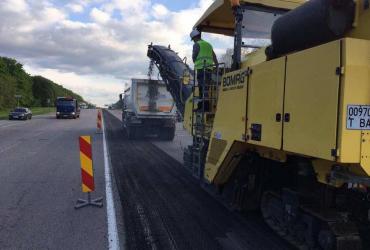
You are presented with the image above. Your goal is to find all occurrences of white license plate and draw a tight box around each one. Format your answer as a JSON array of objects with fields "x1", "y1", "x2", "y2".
[
  {"x1": 13, "y1": 116, "x2": 18, "y2": 118},
  {"x1": 347, "y1": 105, "x2": 370, "y2": 130}
]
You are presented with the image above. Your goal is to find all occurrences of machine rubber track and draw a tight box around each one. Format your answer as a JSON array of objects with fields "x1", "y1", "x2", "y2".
[{"x1": 261, "y1": 191, "x2": 362, "y2": 250}]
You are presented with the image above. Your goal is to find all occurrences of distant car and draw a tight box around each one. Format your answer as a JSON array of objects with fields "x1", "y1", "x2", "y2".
[{"x1": 9, "y1": 107, "x2": 32, "y2": 120}]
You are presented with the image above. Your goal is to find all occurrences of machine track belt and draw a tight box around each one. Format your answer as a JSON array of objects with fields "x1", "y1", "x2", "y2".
[{"x1": 260, "y1": 191, "x2": 362, "y2": 250}]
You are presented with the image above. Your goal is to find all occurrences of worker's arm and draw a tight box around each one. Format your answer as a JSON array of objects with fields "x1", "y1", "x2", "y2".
[
  {"x1": 212, "y1": 50, "x2": 218, "y2": 65},
  {"x1": 192, "y1": 43, "x2": 200, "y2": 62}
]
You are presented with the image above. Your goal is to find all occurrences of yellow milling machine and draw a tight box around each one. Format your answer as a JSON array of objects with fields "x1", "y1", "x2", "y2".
[{"x1": 148, "y1": 0, "x2": 370, "y2": 249}]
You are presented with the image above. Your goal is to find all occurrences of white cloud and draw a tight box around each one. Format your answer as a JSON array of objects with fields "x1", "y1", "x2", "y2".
[
  {"x1": 66, "y1": 3, "x2": 84, "y2": 13},
  {"x1": 90, "y1": 7, "x2": 110, "y2": 23},
  {"x1": 0, "y1": 0, "x2": 231, "y2": 105},
  {"x1": 0, "y1": 0, "x2": 28, "y2": 13},
  {"x1": 42, "y1": 7, "x2": 66, "y2": 23},
  {"x1": 152, "y1": 4, "x2": 169, "y2": 19}
]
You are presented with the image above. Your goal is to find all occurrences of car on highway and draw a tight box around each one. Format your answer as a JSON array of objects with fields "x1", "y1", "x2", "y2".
[{"x1": 8, "y1": 107, "x2": 32, "y2": 120}]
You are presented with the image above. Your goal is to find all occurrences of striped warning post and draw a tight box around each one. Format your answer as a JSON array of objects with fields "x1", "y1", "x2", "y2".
[
  {"x1": 75, "y1": 136, "x2": 103, "y2": 209},
  {"x1": 97, "y1": 110, "x2": 102, "y2": 133},
  {"x1": 79, "y1": 136, "x2": 95, "y2": 192}
]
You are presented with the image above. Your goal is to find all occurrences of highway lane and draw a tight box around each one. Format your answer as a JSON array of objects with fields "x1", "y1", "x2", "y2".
[
  {"x1": 0, "y1": 114, "x2": 59, "y2": 153},
  {"x1": 0, "y1": 110, "x2": 108, "y2": 249}
]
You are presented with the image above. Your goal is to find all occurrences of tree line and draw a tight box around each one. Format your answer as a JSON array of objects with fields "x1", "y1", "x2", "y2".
[{"x1": 0, "y1": 56, "x2": 84, "y2": 110}]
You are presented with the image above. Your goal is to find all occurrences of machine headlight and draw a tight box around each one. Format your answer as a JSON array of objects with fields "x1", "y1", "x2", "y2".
[
  {"x1": 56, "y1": 112, "x2": 60, "y2": 115},
  {"x1": 72, "y1": 112, "x2": 76, "y2": 115}
]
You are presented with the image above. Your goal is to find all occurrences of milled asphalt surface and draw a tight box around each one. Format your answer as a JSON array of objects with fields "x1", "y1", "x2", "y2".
[
  {"x1": 108, "y1": 109, "x2": 193, "y2": 164},
  {"x1": 104, "y1": 110, "x2": 293, "y2": 250},
  {"x1": 0, "y1": 110, "x2": 108, "y2": 249}
]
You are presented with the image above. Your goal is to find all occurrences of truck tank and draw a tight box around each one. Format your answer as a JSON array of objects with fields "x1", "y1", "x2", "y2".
[{"x1": 267, "y1": 0, "x2": 355, "y2": 58}]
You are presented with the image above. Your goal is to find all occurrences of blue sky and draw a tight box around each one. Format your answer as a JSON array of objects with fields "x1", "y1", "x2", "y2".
[{"x1": 154, "y1": 0, "x2": 199, "y2": 11}]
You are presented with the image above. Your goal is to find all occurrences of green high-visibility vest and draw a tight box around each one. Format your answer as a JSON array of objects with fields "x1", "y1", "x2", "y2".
[{"x1": 195, "y1": 39, "x2": 214, "y2": 70}]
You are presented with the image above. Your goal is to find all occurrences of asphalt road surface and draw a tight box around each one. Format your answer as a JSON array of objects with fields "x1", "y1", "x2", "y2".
[
  {"x1": 108, "y1": 109, "x2": 193, "y2": 164},
  {"x1": 0, "y1": 110, "x2": 108, "y2": 249},
  {"x1": 104, "y1": 111, "x2": 293, "y2": 250},
  {"x1": 0, "y1": 109, "x2": 294, "y2": 250}
]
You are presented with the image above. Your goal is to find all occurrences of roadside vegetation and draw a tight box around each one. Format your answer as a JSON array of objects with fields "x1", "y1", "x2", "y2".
[{"x1": 0, "y1": 56, "x2": 84, "y2": 112}]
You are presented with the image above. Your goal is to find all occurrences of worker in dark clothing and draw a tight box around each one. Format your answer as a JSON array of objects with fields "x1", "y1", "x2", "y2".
[{"x1": 190, "y1": 29, "x2": 218, "y2": 111}]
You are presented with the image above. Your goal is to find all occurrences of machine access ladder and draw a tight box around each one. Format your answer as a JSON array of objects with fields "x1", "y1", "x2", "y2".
[{"x1": 188, "y1": 65, "x2": 223, "y2": 179}]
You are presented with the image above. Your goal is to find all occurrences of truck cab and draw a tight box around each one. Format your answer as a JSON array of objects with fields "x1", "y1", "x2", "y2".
[{"x1": 56, "y1": 97, "x2": 80, "y2": 119}]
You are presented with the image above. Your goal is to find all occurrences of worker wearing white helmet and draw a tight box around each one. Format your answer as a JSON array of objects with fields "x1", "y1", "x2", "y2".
[
  {"x1": 190, "y1": 28, "x2": 218, "y2": 111},
  {"x1": 190, "y1": 29, "x2": 218, "y2": 70}
]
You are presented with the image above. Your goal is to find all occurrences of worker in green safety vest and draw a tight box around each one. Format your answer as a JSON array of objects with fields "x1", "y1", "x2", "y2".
[{"x1": 190, "y1": 28, "x2": 218, "y2": 111}]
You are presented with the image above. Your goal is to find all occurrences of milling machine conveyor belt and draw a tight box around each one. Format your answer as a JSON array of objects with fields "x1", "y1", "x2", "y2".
[{"x1": 147, "y1": 44, "x2": 193, "y2": 116}]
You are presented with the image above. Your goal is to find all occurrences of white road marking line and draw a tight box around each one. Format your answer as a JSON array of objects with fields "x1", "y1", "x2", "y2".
[
  {"x1": 0, "y1": 120, "x2": 35, "y2": 129},
  {"x1": 0, "y1": 130, "x2": 46, "y2": 154},
  {"x1": 0, "y1": 114, "x2": 54, "y2": 129},
  {"x1": 0, "y1": 142, "x2": 19, "y2": 154},
  {"x1": 103, "y1": 114, "x2": 121, "y2": 250},
  {"x1": 0, "y1": 122, "x2": 22, "y2": 129}
]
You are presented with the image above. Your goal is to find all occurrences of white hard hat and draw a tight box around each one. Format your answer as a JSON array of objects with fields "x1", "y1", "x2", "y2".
[{"x1": 190, "y1": 29, "x2": 201, "y2": 40}]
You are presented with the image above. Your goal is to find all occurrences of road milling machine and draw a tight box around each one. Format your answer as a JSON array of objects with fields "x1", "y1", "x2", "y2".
[{"x1": 148, "y1": 0, "x2": 370, "y2": 249}]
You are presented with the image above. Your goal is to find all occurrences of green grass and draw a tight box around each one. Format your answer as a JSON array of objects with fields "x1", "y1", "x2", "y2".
[{"x1": 0, "y1": 107, "x2": 55, "y2": 120}]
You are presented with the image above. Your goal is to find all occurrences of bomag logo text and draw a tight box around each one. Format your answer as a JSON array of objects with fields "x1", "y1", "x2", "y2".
[{"x1": 222, "y1": 70, "x2": 247, "y2": 91}]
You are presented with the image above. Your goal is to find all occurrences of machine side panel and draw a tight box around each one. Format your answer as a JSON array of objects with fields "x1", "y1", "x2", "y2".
[
  {"x1": 204, "y1": 69, "x2": 248, "y2": 182},
  {"x1": 247, "y1": 57, "x2": 286, "y2": 150},
  {"x1": 361, "y1": 132, "x2": 370, "y2": 175},
  {"x1": 337, "y1": 38, "x2": 370, "y2": 169},
  {"x1": 283, "y1": 41, "x2": 341, "y2": 161}
]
